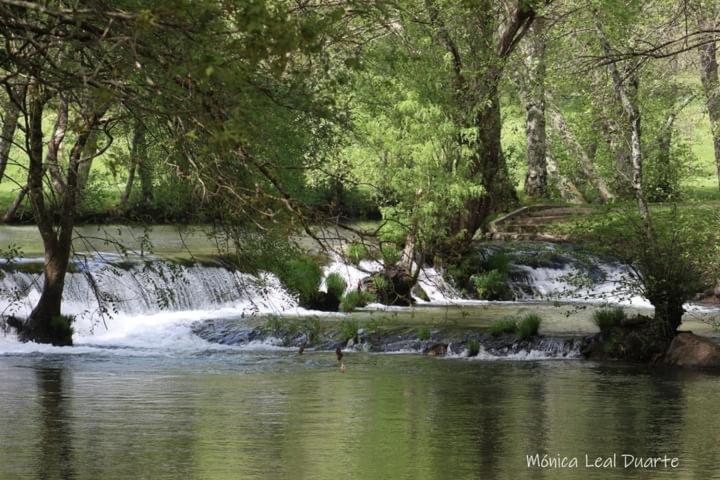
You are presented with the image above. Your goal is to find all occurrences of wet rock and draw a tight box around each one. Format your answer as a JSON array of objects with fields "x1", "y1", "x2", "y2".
[
  {"x1": 362, "y1": 267, "x2": 415, "y2": 306},
  {"x1": 664, "y1": 333, "x2": 720, "y2": 368},
  {"x1": 423, "y1": 343, "x2": 448, "y2": 356}
]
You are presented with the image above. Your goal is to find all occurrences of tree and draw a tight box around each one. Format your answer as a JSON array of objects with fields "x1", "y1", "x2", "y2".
[{"x1": 0, "y1": 0, "x2": 347, "y2": 344}]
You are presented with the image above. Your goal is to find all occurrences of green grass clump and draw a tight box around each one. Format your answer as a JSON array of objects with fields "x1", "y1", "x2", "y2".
[
  {"x1": 466, "y1": 339, "x2": 480, "y2": 357},
  {"x1": 325, "y1": 273, "x2": 347, "y2": 300},
  {"x1": 339, "y1": 290, "x2": 375, "y2": 312},
  {"x1": 339, "y1": 319, "x2": 360, "y2": 341},
  {"x1": 347, "y1": 242, "x2": 370, "y2": 265},
  {"x1": 488, "y1": 318, "x2": 517, "y2": 336},
  {"x1": 278, "y1": 256, "x2": 323, "y2": 306},
  {"x1": 471, "y1": 270, "x2": 510, "y2": 300},
  {"x1": 381, "y1": 245, "x2": 401, "y2": 266},
  {"x1": 592, "y1": 307, "x2": 626, "y2": 333},
  {"x1": 517, "y1": 314, "x2": 542, "y2": 340},
  {"x1": 416, "y1": 326, "x2": 431, "y2": 341}
]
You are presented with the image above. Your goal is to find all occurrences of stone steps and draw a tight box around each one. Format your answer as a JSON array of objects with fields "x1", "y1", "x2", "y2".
[{"x1": 487, "y1": 204, "x2": 593, "y2": 242}]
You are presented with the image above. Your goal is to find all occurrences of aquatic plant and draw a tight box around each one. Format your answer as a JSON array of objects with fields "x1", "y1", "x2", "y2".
[
  {"x1": 416, "y1": 326, "x2": 431, "y2": 341},
  {"x1": 517, "y1": 314, "x2": 542, "y2": 340},
  {"x1": 325, "y1": 273, "x2": 347, "y2": 300},
  {"x1": 471, "y1": 270, "x2": 510, "y2": 300},
  {"x1": 278, "y1": 256, "x2": 323, "y2": 306},
  {"x1": 466, "y1": 339, "x2": 481, "y2": 357},
  {"x1": 340, "y1": 290, "x2": 375, "y2": 312},
  {"x1": 592, "y1": 307, "x2": 626, "y2": 333},
  {"x1": 488, "y1": 318, "x2": 517, "y2": 336},
  {"x1": 339, "y1": 319, "x2": 360, "y2": 341},
  {"x1": 347, "y1": 243, "x2": 370, "y2": 265}
]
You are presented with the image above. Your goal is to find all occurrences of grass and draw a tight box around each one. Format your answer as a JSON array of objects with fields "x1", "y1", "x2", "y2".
[
  {"x1": 466, "y1": 339, "x2": 481, "y2": 357},
  {"x1": 339, "y1": 319, "x2": 359, "y2": 341},
  {"x1": 488, "y1": 318, "x2": 517, "y2": 336},
  {"x1": 325, "y1": 273, "x2": 347, "y2": 300},
  {"x1": 487, "y1": 314, "x2": 542, "y2": 339},
  {"x1": 347, "y1": 242, "x2": 371, "y2": 265},
  {"x1": 416, "y1": 326, "x2": 431, "y2": 341},
  {"x1": 592, "y1": 307, "x2": 626, "y2": 333},
  {"x1": 339, "y1": 290, "x2": 375, "y2": 313},
  {"x1": 517, "y1": 314, "x2": 542, "y2": 340}
]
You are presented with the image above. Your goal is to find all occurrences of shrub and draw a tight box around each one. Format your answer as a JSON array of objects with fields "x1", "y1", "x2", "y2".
[
  {"x1": 416, "y1": 326, "x2": 431, "y2": 341},
  {"x1": 485, "y1": 252, "x2": 512, "y2": 273},
  {"x1": 347, "y1": 243, "x2": 370, "y2": 265},
  {"x1": 381, "y1": 245, "x2": 402, "y2": 266},
  {"x1": 50, "y1": 315, "x2": 74, "y2": 340},
  {"x1": 372, "y1": 275, "x2": 389, "y2": 292},
  {"x1": 471, "y1": 270, "x2": 510, "y2": 300},
  {"x1": 340, "y1": 290, "x2": 375, "y2": 312},
  {"x1": 278, "y1": 256, "x2": 323, "y2": 306},
  {"x1": 299, "y1": 317, "x2": 323, "y2": 345},
  {"x1": 488, "y1": 318, "x2": 517, "y2": 336},
  {"x1": 339, "y1": 319, "x2": 359, "y2": 341},
  {"x1": 592, "y1": 307, "x2": 626, "y2": 333},
  {"x1": 517, "y1": 314, "x2": 542, "y2": 340},
  {"x1": 466, "y1": 339, "x2": 480, "y2": 357},
  {"x1": 325, "y1": 273, "x2": 347, "y2": 300}
]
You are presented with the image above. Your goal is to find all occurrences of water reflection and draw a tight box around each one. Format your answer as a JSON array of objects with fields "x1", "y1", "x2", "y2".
[
  {"x1": 0, "y1": 355, "x2": 719, "y2": 480},
  {"x1": 36, "y1": 365, "x2": 75, "y2": 480}
]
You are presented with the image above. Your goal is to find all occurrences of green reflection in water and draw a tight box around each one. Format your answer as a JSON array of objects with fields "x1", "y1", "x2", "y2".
[{"x1": 1, "y1": 354, "x2": 720, "y2": 480}]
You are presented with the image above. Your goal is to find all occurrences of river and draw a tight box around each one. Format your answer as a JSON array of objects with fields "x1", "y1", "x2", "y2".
[{"x1": 2, "y1": 225, "x2": 720, "y2": 479}]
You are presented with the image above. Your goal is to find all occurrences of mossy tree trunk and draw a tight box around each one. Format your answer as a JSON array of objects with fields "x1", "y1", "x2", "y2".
[{"x1": 20, "y1": 81, "x2": 106, "y2": 345}]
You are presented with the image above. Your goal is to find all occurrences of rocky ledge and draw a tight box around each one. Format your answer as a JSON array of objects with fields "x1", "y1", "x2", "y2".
[{"x1": 192, "y1": 318, "x2": 583, "y2": 359}]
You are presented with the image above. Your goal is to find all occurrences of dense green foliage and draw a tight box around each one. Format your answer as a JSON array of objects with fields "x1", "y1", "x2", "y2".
[
  {"x1": 3, "y1": 1, "x2": 720, "y2": 344},
  {"x1": 517, "y1": 314, "x2": 542, "y2": 340},
  {"x1": 488, "y1": 319, "x2": 518, "y2": 336},
  {"x1": 593, "y1": 307, "x2": 627, "y2": 333},
  {"x1": 340, "y1": 290, "x2": 375, "y2": 313},
  {"x1": 325, "y1": 273, "x2": 348, "y2": 301}
]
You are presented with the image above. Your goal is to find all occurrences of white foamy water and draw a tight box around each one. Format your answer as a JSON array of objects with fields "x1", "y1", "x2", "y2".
[{"x1": 0, "y1": 259, "x2": 308, "y2": 355}]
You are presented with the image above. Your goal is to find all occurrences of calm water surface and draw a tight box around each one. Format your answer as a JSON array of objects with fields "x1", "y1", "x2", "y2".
[{"x1": 1, "y1": 352, "x2": 720, "y2": 480}]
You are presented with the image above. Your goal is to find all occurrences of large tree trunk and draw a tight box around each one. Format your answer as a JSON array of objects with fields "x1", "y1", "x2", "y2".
[
  {"x1": 456, "y1": 84, "x2": 518, "y2": 240},
  {"x1": 547, "y1": 105, "x2": 615, "y2": 202},
  {"x1": 521, "y1": 18, "x2": 548, "y2": 199},
  {"x1": 545, "y1": 151, "x2": 586, "y2": 204},
  {"x1": 698, "y1": 37, "x2": 720, "y2": 190},
  {"x1": 20, "y1": 84, "x2": 105, "y2": 345},
  {"x1": 597, "y1": 26, "x2": 653, "y2": 241},
  {"x1": 0, "y1": 83, "x2": 26, "y2": 182}
]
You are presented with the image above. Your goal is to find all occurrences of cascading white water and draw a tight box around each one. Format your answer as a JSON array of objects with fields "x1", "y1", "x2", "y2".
[{"x1": 0, "y1": 258, "x2": 302, "y2": 353}]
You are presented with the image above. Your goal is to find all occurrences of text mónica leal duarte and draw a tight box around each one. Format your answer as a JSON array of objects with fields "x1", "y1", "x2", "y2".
[{"x1": 526, "y1": 453, "x2": 680, "y2": 469}]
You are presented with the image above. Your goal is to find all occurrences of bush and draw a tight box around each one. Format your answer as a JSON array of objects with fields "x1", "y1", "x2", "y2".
[
  {"x1": 278, "y1": 256, "x2": 323, "y2": 306},
  {"x1": 488, "y1": 318, "x2": 517, "y2": 336},
  {"x1": 347, "y1": 243, "x2": 370, "y2": 265},
  {"x1": 416, "y1": 326, "x2": 431, "y2": 341},
  {"x1": 485, "y1": 252, "x2": 512, "y2": 273},
  {"x1": 517, "y1": 314, "x2": 542, "y2": 340},
  {"x1": 50, "y1": 315, "x2": 74, "y2": 340},
  {"x1": 325, "y1": 273, "x2": 347, "y2": 300},
  {"x1": 381, "y1": 245, "x2": 402, "y2": 266},
  {"x1": 471, "y1": 270, "x2": 510, "y2": 300},
  {"x1": 339, "y1": 319, "x2": 359, "y2": 341},
  {"x1": 299, "y1": 317, "x2": 323, "y2": 345},
  {"x1": 592, "y1": 307, "x2": 626, "y2": 333},
  {"x1": 466, "y1": 339, "x2": 480, "y2": 357},
  {"x1": 339, "y1": 290, "x2": 375, "y2": 312}
]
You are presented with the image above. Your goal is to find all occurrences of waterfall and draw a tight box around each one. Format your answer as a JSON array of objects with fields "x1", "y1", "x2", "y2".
[{"x1": 0, "y1": 258, "x2": 301, "y2": 351}]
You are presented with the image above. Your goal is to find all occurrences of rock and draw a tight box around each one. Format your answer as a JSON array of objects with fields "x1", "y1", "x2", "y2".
[
  {"x1": 620, "y1": 314, "x2": 649, "y2": 328},
  {"x1": 664, "y1": 333, "x2": 720, "y2": 368},
  {"x1": 423, "y1": 343, "x2": 447, "y2": 356},
  {"x1": 362, "y1": 267, "x2": 415, "y2": 306}
]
